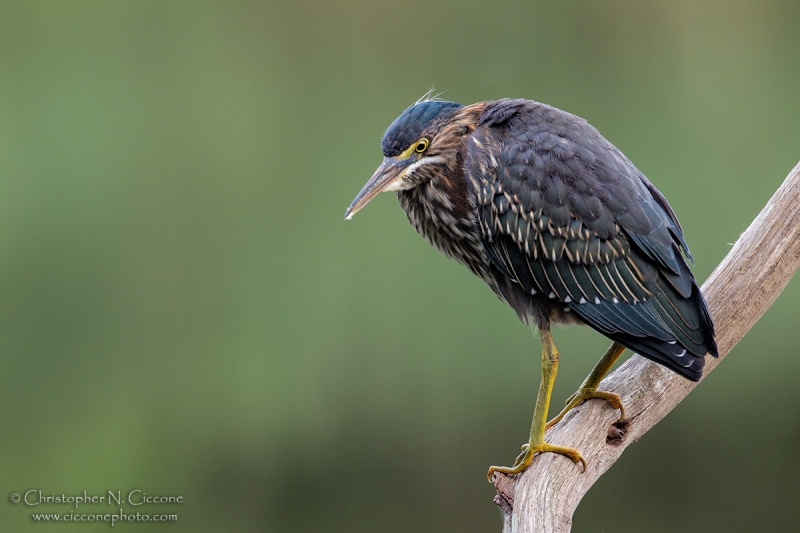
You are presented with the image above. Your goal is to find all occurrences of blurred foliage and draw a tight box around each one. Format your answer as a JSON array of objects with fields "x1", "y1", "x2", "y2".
[{"x1": 0, "y1": 1, "x2": 798, "y2": 531}]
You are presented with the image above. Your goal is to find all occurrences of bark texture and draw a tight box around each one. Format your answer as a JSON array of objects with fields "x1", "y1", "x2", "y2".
[{"x1": 493, "y1": 161, "x2": 800, "y2": 533}]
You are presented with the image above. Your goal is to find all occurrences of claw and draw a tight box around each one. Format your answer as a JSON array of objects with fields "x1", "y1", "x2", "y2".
[
  {"x1": 545, "y1": 387, "x2": 625, "y2": 430},
  {"x1": 487, "y1": 441, "x2": 586, "y2": 482},
  {"x1": 511, "y1": 445, "x2": 529, "y2": 468}
]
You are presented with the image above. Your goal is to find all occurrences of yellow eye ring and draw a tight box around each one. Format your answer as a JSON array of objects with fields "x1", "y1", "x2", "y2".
[{"x1": 414, "y1": 138, "x2": 429, "y2": 153}]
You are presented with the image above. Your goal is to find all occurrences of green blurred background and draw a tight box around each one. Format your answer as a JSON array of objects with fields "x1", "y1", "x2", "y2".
[{"x1": 1, "y1": 1, "x2": 798, "y2": 531}]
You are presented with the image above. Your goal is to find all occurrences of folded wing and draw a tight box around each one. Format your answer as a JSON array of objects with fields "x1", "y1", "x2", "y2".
[{"x1": 466, "y1": 99, "x2": 717, "y2": 381}]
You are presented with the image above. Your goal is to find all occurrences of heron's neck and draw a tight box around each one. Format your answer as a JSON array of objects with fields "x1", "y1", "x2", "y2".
[{"x1": 420, "y1": 102, "x2": 489, "y2": 220}]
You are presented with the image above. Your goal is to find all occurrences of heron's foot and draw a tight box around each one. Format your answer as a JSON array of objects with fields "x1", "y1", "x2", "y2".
[
  {"x1": 487, "y1": 440, "x2": 586, "y2": 481},
  {"x1": 545, "y1": 387, "x2": 625, "y2": 430}
]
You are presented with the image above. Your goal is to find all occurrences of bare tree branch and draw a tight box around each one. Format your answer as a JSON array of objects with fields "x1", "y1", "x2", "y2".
[{"x1": 492, "y1": 161, "x2": 800, "y2": 533}]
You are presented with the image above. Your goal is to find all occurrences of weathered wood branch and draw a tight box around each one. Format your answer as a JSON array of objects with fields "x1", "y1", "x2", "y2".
[{"x1": 492, "y1": 161, "x2": 800, "y2": 533}]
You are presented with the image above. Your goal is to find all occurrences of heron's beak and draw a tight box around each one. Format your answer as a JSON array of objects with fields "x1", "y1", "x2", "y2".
[{"x1": 344, "y1": 158, "x2": 408, "y2": 220}]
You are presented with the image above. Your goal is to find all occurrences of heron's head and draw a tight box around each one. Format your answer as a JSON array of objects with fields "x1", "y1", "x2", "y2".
[{"x1": 345, "y1": 99, "x2": 464, "y2": 220}]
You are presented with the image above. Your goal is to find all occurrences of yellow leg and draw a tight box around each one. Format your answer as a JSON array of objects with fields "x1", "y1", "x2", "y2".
[
  {"x1": 545, "y1": 342, "x2": 627, "y2": 430},
  {"x1": 487, "y1": 327, "x2": 586, "y2": 482}
]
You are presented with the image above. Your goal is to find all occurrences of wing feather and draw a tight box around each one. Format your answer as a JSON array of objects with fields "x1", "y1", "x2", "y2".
[{"x1": 465, "y1": 99, "x2": 717, "y2": 380}]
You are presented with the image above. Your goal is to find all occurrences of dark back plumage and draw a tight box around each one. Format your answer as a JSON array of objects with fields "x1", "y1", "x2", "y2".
[{"x1": 395, "y1": 98, "x2": 717, "y2": 381}]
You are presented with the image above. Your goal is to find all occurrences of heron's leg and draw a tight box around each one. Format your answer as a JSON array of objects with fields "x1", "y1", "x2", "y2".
[
  {"x1": 545, "y1": 342, "x2": 626, "y2": 430},
  {"x1": 487, "y1": 327, "x2": 586, "y2": 481}
]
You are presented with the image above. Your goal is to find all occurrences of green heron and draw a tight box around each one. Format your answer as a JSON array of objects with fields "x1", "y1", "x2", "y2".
[{"x1": 345, "y1": 97, "x2": 717, "y2": 480}]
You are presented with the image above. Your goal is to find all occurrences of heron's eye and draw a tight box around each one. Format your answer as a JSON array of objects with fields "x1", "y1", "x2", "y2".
[{"x1": 414, "y1": 138, "x2": 429, "y2": 153}]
